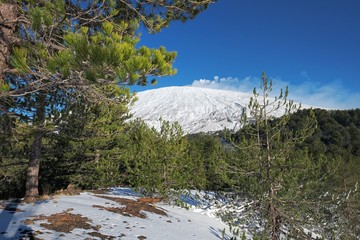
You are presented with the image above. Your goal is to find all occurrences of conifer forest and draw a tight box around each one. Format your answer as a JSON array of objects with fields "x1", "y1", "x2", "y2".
[{"x1": 0, "y1": 1, "x2": 359, "y2": 239}]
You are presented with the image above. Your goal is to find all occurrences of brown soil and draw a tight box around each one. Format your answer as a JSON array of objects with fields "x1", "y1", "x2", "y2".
[
  {"x1": 23, "y1": 194, "x2": 51, "y2": 203},
  {"x1": 137, "y1": 197, "x2": 161, "y2": 204},
  {"x1": 22, "y1": 184, "x2": 80, "y2": 203},
  {"x1": 18, "y1": 194, "x2": 167, "y2": 239},
  {"x1": 26, "y1": 209, "x2": 95, "y2": 233},
  {"x1": 88, "y1": 231, "x2": 116, "y2": 239},
  {"x1": 94, "y1": 196, "x2": 167, "y2": 219},
  {"x1": 54, "y1": 184, "x2": 81, "y2": 196}
]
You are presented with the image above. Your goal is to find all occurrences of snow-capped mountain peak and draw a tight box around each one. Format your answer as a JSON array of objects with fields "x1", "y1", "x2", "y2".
[{"x1": 130, "y1": 86, "x2": 255, "y2": 134}]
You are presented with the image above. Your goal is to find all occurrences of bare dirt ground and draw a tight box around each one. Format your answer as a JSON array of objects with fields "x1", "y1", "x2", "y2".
[{"x1": 94, "y1": 195, "x2": 166, "y2": 219}]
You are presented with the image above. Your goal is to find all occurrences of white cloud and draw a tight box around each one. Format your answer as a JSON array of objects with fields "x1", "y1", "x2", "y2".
[
  {"x1": 289, "y1": 80, "x2": 360, "y2": 109},
  {"x1": 191, "y1": 76, "x2": 360, "y2": 109},
  {"x1": 191, "y1": 76, "x2": 259, "y2": 93}
]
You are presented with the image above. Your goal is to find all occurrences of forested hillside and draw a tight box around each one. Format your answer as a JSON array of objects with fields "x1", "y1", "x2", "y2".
[
  {"x1": 222, "y1": 108, "x2": 360, "y2": 239},
  {"x1": 1, "y1": 107, "x2": 359, "y2": 238},
  {"x1": 1, "y1": 1, "x2": 358, "y2": 239}
]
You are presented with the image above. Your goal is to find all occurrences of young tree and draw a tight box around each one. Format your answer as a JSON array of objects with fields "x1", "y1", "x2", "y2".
[
  {"x1": 228, "y1": 72, "x2": 318, "y2": 239},
  {"x1": 0, "y1": 0, "x2": 214, "y2": 200},
  {"x1": 122, "y1": 119, "x2": 192, "y2": 197},
  {"x1": 187, "y1": 133, "x2": 230, "y2": 190}
]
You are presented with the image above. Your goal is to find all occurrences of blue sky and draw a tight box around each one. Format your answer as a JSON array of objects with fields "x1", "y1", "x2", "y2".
[{"x1": 132, "y1": 0, "x2": 360, "y2": 109}]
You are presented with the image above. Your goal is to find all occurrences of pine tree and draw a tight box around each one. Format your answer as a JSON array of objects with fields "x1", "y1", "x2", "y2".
[
  {"x1": 228, "y1": 72, "x2": 319, "y2": 239},
  {"x1": 0, "y1": 0, "x2": 215, "y2": 201},
  {"x1": 122, "y1": 119, "x2": 191, "y2": 197},
  {"x1": 36, "y1": 84, "x2": 135, "y2": 191},
  {"x1": 187, "y1": 133, "x2": 230, "y2": 190}
]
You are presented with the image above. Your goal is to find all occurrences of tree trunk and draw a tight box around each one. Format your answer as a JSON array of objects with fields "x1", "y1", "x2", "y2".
[
  {"x1": 262, "y1": 79, "x2": 281, "y2": 240},
  {"x1": 24, "y1": 129, "x2": 43, "y2": 201},
  {"x1": 269, "y1": 184, "x2": 280, "y2": 240},
  {"x1": 24, "y1": 94, "x2": 46, "y2": 201},
  {"x1": 0, "y1": 3, "x2": 17, "y2": 79}
]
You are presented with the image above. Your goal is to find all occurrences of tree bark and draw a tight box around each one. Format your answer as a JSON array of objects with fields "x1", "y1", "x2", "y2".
[
  {"x1": 0, "y1": 3, "x2": 17, "y2": 79},
  {"x1": 24, "y1": 94, "x2": 46, "y2": 201},
  {"x1": 24, "y1": 129, "x2": 43, "y2": 201},
  {"x1": 269, "y1": 184, "x2": 280, "y2": 240}
]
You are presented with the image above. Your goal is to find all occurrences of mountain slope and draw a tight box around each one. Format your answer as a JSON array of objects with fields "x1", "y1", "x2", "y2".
[{"x1": 130, "y1": 86, "x2": 262, "y2": 134}]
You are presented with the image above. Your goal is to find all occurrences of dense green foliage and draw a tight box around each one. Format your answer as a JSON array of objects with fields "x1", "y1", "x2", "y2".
[
  {"x1": 1, "y1": 0, "x2": 213, "y2": 97},
  {"x1": 1, "y1": 95, "x2": 359, "y2": 238},
  {"x1": 187, "y1": 133, "x2": 230, "y2": 191},
  {"x1": 0, "y1": 0, "x2": 214, "y2": 199},
  {"x1": 219, "y1": 107, "x2": 359, "y2": 239},
  {"x1": 1, "y1": 1, "x2": 357, "y2": 237},
  {"x1": 289, "y1": 108, "x2": 360, "y2": 238},
  {"x1": 225, "y1": 74, "x2": 318, "y2": 239}
]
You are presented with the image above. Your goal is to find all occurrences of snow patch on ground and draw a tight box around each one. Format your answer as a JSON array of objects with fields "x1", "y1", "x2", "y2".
[
  {"x1": 179, "y1": 190, "x2": 254, "y2": 238},
  {"x1": 0, "y1": 188, "x2": 233, "y2": 240}
]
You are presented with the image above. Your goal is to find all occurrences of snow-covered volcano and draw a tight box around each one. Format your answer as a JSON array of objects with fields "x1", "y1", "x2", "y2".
[{"x1": 130, "y1": 86, "x2": 256, "y2": 134}]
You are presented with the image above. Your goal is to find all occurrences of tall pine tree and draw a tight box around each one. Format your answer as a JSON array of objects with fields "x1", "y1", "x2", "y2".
[
  {"x1": 0, "y1": 0, "x2": 215, "y2": 201},
  {"x1": 228, "y1": 72, "x2": 320, "y2": 239}
]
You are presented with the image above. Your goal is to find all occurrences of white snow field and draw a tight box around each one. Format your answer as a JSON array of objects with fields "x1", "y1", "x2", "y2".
[
  {"x1": 131, "y1": 86, "x2": 251, "y2": 134},
  {"x1": 130, "y1": 86, "x2": 294, "y2": 134},
  {"x1": 0, "y1": 188, "x2": 233, "y2": 240}
]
